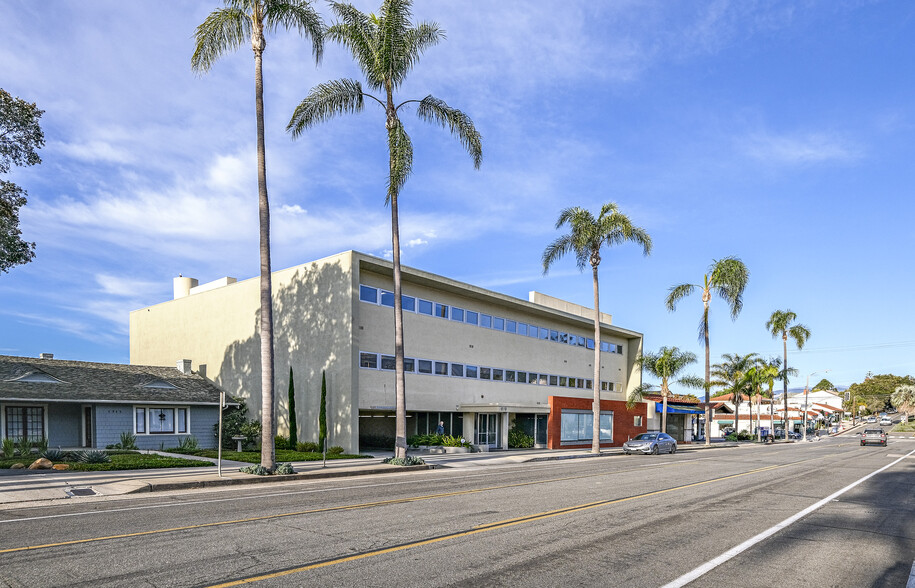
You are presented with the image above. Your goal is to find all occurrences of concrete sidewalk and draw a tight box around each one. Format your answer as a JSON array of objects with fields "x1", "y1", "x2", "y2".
[{"x1": 0, "y1": 442, "x2": 741, "y2": 507}]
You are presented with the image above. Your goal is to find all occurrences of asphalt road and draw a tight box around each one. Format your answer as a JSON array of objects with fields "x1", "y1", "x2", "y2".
[{"x1": 1, "y1": 437, "x2": 913, "y2": 588}]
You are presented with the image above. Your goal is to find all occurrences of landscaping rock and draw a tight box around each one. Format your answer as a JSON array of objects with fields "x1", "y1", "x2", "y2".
[
  {"x1": 10, "y1": 463, "x2": 25, "y2": 469},
  {"x1": 52, "y1": 464, "x2": 70, "y2": 470},
  {"x1": 28, "y1": 458, "x2": 54, "y2": 470}
]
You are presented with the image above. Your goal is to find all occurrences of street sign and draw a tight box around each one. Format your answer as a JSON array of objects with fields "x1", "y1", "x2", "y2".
[{"x1": 844, "y1": 391, "x2": 850, "y2": 402}]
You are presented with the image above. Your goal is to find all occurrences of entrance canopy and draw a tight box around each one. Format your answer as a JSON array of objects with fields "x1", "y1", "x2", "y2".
[{"x1": 656, "y1": 404, "x2": 703, "y2": 415}]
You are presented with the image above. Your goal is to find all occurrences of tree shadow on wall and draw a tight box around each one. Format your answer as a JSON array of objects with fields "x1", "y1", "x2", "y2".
[{"x1": 217, "y1": 259, "x2": 354, "y2": 449}]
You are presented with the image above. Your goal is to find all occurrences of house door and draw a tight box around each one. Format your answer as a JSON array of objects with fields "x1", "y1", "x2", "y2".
[
  {"x1": 476, "y1": 414, "x2": 498, "y2": 448},
  {"x1": 84, "y1": 407, "x2": 92, "y2": 448}
]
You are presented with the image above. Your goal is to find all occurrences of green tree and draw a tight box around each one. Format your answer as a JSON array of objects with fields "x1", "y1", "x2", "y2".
[
  {"x1": 765, "y1": 310, "x2": 810, "y2": 437},
  {"x1": 1, "y1": 89, "x2": 44, "y2": 273},
  {"x1": 666, "y1": 257, "x2": 749, "y2": 445},
  {"x1": 847, "y1": 374, "x2": 914, "y2": 414},
  {"x1": 287, "y1": 367, "x2": 297, "y2": 447},
  {"x1": 745, "y1": 357, "x2": 783, "y2": 441},
  {"x1": 711, "y1": 352, "x2": 758, "y2": 436},
  {"x1": 811, "y1": 378, "x2": 835, "y2": 392},
  {"x1": 287, "y1": 0, "x2": 481, "y2": 459},
  {"x1": 192, "y1": 0, "x2": 323, "y2": 471},
  {"x1": 319, "y1": 370, "x2": 327, "y2": 449},
  {"x1": 633, "y1": 346, "x2": 702, "y2": 433},
  {"x1": 543, "y1": 203, "x2": 652, "y2": 453},
  {"x1": 891, "y1": 384, "x2": 915, "y2": 413}
]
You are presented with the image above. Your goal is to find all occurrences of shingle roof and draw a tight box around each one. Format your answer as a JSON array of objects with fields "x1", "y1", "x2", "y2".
[{"x1": 0, "y1": 355, "x2": 222, "y2": 405}]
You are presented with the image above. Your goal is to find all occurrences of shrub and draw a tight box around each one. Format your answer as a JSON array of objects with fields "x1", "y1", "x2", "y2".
[
  {"x1": 296, "y1": 441, "x2": 320, "y2": 453},
  {"x1": 441, "y1": 435, "x2": 471, "y2": 448},
  {"x1": 35, "y1": 437, "x2": 49, "y2": 454},
  {"x1": 737, "y1": 431, "x2": 753, "y2": 441},
  {"x1": 327, "y1": 445, "x2": 344, "y2": 455},
  {"x1": 725, "y1": 433, "x2": 739, "y2": 442},
  {"x1": 1, "y1": 438, "x2": 14, "y2": 458},
  {"x1": 275, "y1": 462, "x2": 295, "y2": 475},
  {"x1": 40, "y1": 448, "x2": 66, "y2": 461},
  {"x1": 274, "y1": 435, "x2": 289, "y2": 450},
  {"x1": 175, "y1": 436, "x2": 199, "y2": 453},
  {"x1": 217, "y1": 398, "x2": 261, "y2": 449},
  {"x1": 74, "y1": 450, "x2": 111, "y2": 463},
  {"x1": 408, "y1": 433, "x2": 442, "y2": 447},
  {"x1": 17, "y1": 437, "x2": 32, "y2": 457},
  {"x1": 107, "y1": 431, "x2": 139, "y2": 450},
  {"x1": 240, "y1": 464, "x2": 271, "y2": 476},
  {"x1": 383, "y1": 456, "x2": 425, "y2": 466},
  {"x1": 508, "y1": 428, "x2": 534, "y2": 448}
]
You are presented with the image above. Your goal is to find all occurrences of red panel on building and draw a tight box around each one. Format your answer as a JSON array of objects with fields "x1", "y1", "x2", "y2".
[{"x1": 547, "y1": 396, "x2": 647, "y2": 449}]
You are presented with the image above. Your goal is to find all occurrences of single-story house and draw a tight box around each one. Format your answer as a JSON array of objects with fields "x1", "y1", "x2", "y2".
[{"x1": 0, "y1": 354, "x2": 223, "y2": 450}]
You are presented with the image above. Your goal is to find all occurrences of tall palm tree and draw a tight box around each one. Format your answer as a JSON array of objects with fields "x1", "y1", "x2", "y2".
[
  {"x1": 711, "y1": 352, "x2": 757, "y2": 436},
  {"x1": 766, "y1": 310, "x2": 810, "y2": 437},
  {"x1": 746, "y1": 358, "x2": 781, "y2": 441},
  {"x1": 891, "y1": 384, "x2": 915, "y2": 414},
  {"x1": 666, "y1": 257, "x2": 749, "y2": 446},
  {"x1": 287, "y1": 0, "x2": 481, "y2": 459},
  {"x1": 634, "y1": 347, "x2": 702, "y2": 433},
  {"x1": 193, "y1": 0, "x2": 324, "y2": 470},
  {"x1": 543, "y1": 203, "x2": 652, "y2": 454}
]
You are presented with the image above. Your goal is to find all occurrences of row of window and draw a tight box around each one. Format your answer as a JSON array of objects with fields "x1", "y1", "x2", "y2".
[
  {"x1": 360, "y1": 351, "x2": 619, "y2": 391},
  {"x1": 560, "y1": 410, "x2": 613, "y2": 443},
  {"x1": 359, "y1": 284, "x2": 626, "y2": 355},
  {"x1": 135, "y1": 406, "x2": 189, "y2": 435}
]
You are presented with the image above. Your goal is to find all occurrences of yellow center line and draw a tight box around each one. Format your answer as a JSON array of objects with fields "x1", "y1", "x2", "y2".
[{"x1": 207, "y1": 462, "x2": 795, "y2": 587}]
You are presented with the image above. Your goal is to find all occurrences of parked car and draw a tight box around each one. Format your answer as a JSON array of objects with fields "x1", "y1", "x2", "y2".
[
  {"x1": 774, "y1": 429, "x2": 801, "y2": 440},
  {"x1": 860, "y1": 429, "x2": 887, "y2": 447},
  {"x1": 623, "y1": 432, "x2": 677, "y2": 455},
  {"x1": 880, "y1": 417, "x2": 893, "y2": 426}
]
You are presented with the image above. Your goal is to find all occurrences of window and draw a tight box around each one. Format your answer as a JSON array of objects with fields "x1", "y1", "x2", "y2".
[
  {"x1": 480, "y1": 314, "x2": 492, "y2": 328},
  {"x1": 577, "y1": 336, "x2": 586, "y2": 347},
  {"x1": 505, "y1": 370, "x2": 516, "y2": 383},
  {"x1": 480, "y1": 367, "x2": 491, "y2": 380},
  {"x1": 451, "y1": 307, "x2": 464, "y2": 322},
  {"x1": 559, "y1": 332, "x2": 568, "y2": 344},
  {"x1": 404, "y1": 358, "x2": 415, "y2": 372},
  {"x1": 466, "y1": 311, "x2": 479, "y2": 325},
  {"x1": 466, "y1": 365, "x2": 478, "y2": 378},
  {"x1": 550, "y1": 330, "x2": 559, "y2": 342},
  {"x1": 600, "y1": 342, "x2": 610, "y2": 352},
  {"x1": 549, "y1": 375, "x2": 558, "y2": 386},
  {"x1": 402, "y1": 295, "x2": 416, "y2": 312},
  {"x1": 559, "y1": 376, "x2": 568, "y2": 387},
  {"x1": 435, "y1": 303, "x2": 449, "y2": 319},
  {"x1": 538, "y1": 374, "x2": 548, "y2": 386},
  {"x1": 135, "y1": 407, "x2": 146, "y2": 433},
  {"x1": 360, "y1": 352, "x2": 378, "y2": 369},
  {"x1": 577, "y1": 378, "x2": 585, "y2": 388},
  {"x1": 539, "y1": 327, "x2": 549, "y2": 340},
  {"x1": 5, "y1": 406, "x2": 44, "y2": 442},
  {"x1": 528, "y1": 372, "x2": 538, "y2": 384},
  {"x1": 608, "y1": 382, "x2": 614, "y2": 391},
  {"x1": 617, "y1": 345, "x2": 624, "y2": 355},
  {"x1": 418, "y1": 299, "x2": 433, "y2": 315},
  {"x1": 359, "y1": 285, "x2": 378, "y2": 303},
  {"x1": 380, "y1": 355, "x2": 396, "y2": 370},
  {"x1": 380, "y1": 290, "x2": 395, "y2": 307},
  {"x1": 586, "y1": 338, "x2": 595, "y2": 350},
  {"x1": 505, "y1": 320, "x2": 516, "y2": 334},
  {"x1": 634, "y1": 415, "x2": 643, "y2": 427},
  {"x1": 586, "y1": 379, "x2": 593, "y2": 389},
  {"x1": 177, "y1": 408, "x2": 188, "y2": 434},
  {"x1": 492, "y1": 369, "x2": 504, "y2": 382},
  {"x1": 149, "y1": 408, "x2": 175, "y2": 434},
  {"x1": 451, "y1": 363, "x2": 464, "y2": 377},
  {"x1": 493, "y1": 317, "x2": 505, "y2": 331},
  {"x1": 560, "y1": 410, "x2": 613, "y2": 442},
  {"x1": 517, "y1": 322, "x2": 528, "y2": 336},
  {"x1": 601, "y1": 381, "x2": 608, "y2": 391},
  {"x1": 434, "y1": 361, "x2": 448, "y2": 376},
  {"x1": 418, "y1": 360, "x2": 433, "y2": 374},
  {"x1": 529, "y1": 326, "x2": 540, "y2": 338},
  {"x1": 516, "y1": 371, "x2": 527, "y2": 384}
]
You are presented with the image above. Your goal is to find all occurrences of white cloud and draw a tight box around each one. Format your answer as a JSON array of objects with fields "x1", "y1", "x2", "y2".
[
  {"x1": 743, "y1": 131, "x2": 863, "y2": 164},
  {"x1": 54, "y1": 139, "x2": 135, "y2": 165},
  {"x1": 279, "y1": 204, "x2": 307, "y2": 215}
]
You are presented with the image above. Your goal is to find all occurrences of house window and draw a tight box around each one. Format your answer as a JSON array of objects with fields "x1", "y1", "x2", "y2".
[
  {"x1": 177, "y1": 408, "x2": 188, "y2": 434},
  {"x1": 634, "y1": 415, "x2": 643, "y2": 427},
  {"x1": 5, "y1": 406, "x2": 45, "y2": 441},
  {"x1": 560, "y1": 410, "x2": 612, "y2": 442},
  {"x1": 134, "y1": 406, "x2": 190, "y2": 435},
  {"x1": 135, "y1": 407, "x2": 146, "y2": 433},
  {"x1": 359, "y1": 285, "x2": 378, "y2": 303},
  {"x1": 150, "y1": 408, "x2": 175, "y2": 434}
]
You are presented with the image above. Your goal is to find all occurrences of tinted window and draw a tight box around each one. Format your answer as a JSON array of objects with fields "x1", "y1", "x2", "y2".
[
  {"x1": 517, "y1": 322, "x2": 528, "y2": 336},
  {"x1": 359, "y1": 285, "x2": 378, "y2": 303},
  {"x1": 466, "y1": 311, "x2": 479, "y2": 325},
  {"x1": 505, "y1": 320, "x2": 516, "y2": 334},
  {"x1": 493, "y1": 369, "x2": 504, "y2": 381},
  {"x1": 418, "y1": 360, "x2": 433, "y2": 374},
  {"x1": 480, "y1": 367, "x2": 491, "y2": 380},
  {"x1": 466, "y1": 365, "x2": 478, "y2": 378},
  {"x1": 434, "y1": 362, "x2": 448, "y2": 376},
  {"x1": 451, "y1": 307, "x2": 464, "y2": 322},
  {"x1": 380, "y1": 355, "x2": 395, "y2": 370},
  {"x1": 403, "y1": 358, "x2": 415, "y2": 372},
  {"x1": 451, "y1": 363, "x2": 464, "y2": 377},
  {"x1": 360, "y1": 352, "x2": 377, "y2": 368},
  {"x1": 481, "y1": 314, "x2": 492, "y2": 328},
  {"x1": 493, "y1": 317, "x2": 504, "y2": 331},
  {"x1": 539, "y1": 327, "x2": 549, "y2": 340},
  {"x1": 435, "y1": 303, "x2": 448, "y2": 319},
  {"x1": 505, "y1": 370, "x2": 516, "y2": 382},
  {"x1": 418, "y1": 299, "x2": 433, "y2": 315},
  {"x1": 402, "y1": 295, "x2": 416, "y2": 312},
  {"x1": 380, "y1": 290, "x2": 395, "y2": 307}
]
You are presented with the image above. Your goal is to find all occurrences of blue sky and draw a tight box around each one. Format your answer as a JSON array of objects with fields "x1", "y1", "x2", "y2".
[{"x1": 2, "y1": 1, "x2": 913, "y2": 391}]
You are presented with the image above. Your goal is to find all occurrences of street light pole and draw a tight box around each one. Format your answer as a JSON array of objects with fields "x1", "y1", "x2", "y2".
[{"x1": 803, "y1": 369, "x2": 830, "y2": 441}]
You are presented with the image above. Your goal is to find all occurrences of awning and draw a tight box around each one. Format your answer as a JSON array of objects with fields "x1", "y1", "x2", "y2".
[
  {"x1": 716, "y1": 420, "x2": 733, "y2": 425},
  {"x1": 656, "y1": 404, "x2": 704, "y2": 415}
]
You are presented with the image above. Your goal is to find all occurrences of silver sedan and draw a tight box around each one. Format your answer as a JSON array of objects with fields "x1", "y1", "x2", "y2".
[{"x1": 623, "y1": 432, "x2": 677, "y2": 455}]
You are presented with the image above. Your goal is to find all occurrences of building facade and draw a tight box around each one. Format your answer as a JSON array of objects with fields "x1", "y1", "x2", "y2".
[{"x1": 130, "y1": 251, "x2": 645, "y2": 453}]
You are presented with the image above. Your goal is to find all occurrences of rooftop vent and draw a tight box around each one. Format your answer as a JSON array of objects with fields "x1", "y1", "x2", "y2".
[
  {"x1": 39, "y1": 353, "x2": 54, "y2": 360},
  {"x1": 176, "y1": 359, "x2": 192, "y2": 375}
]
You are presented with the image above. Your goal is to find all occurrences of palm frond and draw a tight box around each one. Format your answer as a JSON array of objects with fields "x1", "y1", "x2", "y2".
[
  {"x1": 327, "y1": 4, "x2": 382, "y2": 89},
  {"x1": 415, "y1": 95, "x2": 482, "y2": 168},
  {"x1": 676, "y1": 375, "x2": 705, "y2": 390},
  {"x1": 287, "y1": 78, "x2": 366, "y2": 138},
  {"x1": 542, "y1": 235, "x2": 577, "y2": 275},
  {"x1": 386, "y1": 119, "x2": 413, "y2": 204},
  {"x1": 788, "y1": 324, "x2": 811, "y2": 350},
  {"x1": 626, "y1": 383, "x2": 656, "y2": 409},
  {"x1": 709, "y1": 256, "x2": 749, "y2": 320},
  {"x1": 765, "y1": 308, "x2": 796, "y2": 336},
  {"x1": 263, "y1": 0, "x2": 325, "y2": 64},
  {"x1": 665, "y1": 283, "x2": 697, "y2": 312},
  {"x1": 191, "y1": 7, "x2": 250, "y2": 74}
]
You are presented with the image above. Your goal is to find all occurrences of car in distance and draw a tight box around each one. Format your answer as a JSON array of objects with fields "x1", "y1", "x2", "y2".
[
  {"x1": 880, "y1": 417, "x2": 893, "y2": 426},
  {"x1": 623, "y1": 432, "x2": 677, "y2": 455},
  {"x1": 860, "y1": 429, "x2": 887, "y2": 447},
  {"x1": 866, "y1": 416, "x2": 877, "y2": 423}
]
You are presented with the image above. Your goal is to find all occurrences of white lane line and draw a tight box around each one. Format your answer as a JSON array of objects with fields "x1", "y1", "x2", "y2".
[
  {"x1": 908, "y1": 560, "x2": 915, "y2": 588},
  {"x1": 661, "y1": 446, "x2": 915, "y2": 588}
]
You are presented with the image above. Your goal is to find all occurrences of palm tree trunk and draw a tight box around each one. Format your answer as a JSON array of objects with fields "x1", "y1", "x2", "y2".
[
  {"x1": 253, "y1": 36, "x2": 275, "y2": 471},
  {"x1": 782, "y1": 333, "x2": 789, "y2": 437},
  {"x1": 591, "y1": 263, "x2": 601, "y2": 454},
  {"x1": 661, "y1": 381, "x2": 668, "y2": 434},
  {"x1": 703, "y1": 298, "x2": 711, "y2": 446},
  {"x1": 733, "y1": 396, "x2": 739, "y2": 437},
  {"x1": 387, "y1": 101, "x2": 408, "y2": 460}
]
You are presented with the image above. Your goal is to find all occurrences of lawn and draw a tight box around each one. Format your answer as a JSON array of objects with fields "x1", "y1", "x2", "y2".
[
  {"x1": 184, "y1": 449, "x2": 372, "y2": 463},
  {"x1": 891, "y1": 421, "x2": 915, "y2": 433},
  {"x1": 0, "y1": 451, "x2": 215, "y2": 471}
]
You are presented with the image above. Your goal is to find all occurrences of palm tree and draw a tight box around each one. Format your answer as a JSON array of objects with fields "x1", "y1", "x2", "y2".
[
  {"x1": 711, "y1": 352, "x2": 757, "y2": 436},
  {"x1": 666, "y1": 257, "x2": 749, "y2": 446},
  {"x1": 766, "y1": 310, "x2": 810, "y2": 438},
  {"x1": 192, "y1": 0, "x2": 324, "y2": 470},
  {"x1": 543, "y1": 203, "x2": 651, "y2": 453},
  {"x1": 891, "y1": 384, "x2": 915, "y2": 414},
  {"x1": 634, "y1": 347, "x2": 702, "y2": 433},
  {"x1": 746, "y1": 358, "x2": 781, "y2": 441},
  {"x1": 287, "y1": 0, "x2": 481, "y2": 459}
]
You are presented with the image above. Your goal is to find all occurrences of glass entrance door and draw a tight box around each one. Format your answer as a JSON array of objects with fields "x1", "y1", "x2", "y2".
[{"x1": 476, "y1": 413, "x2": 498, "y2": 448}]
